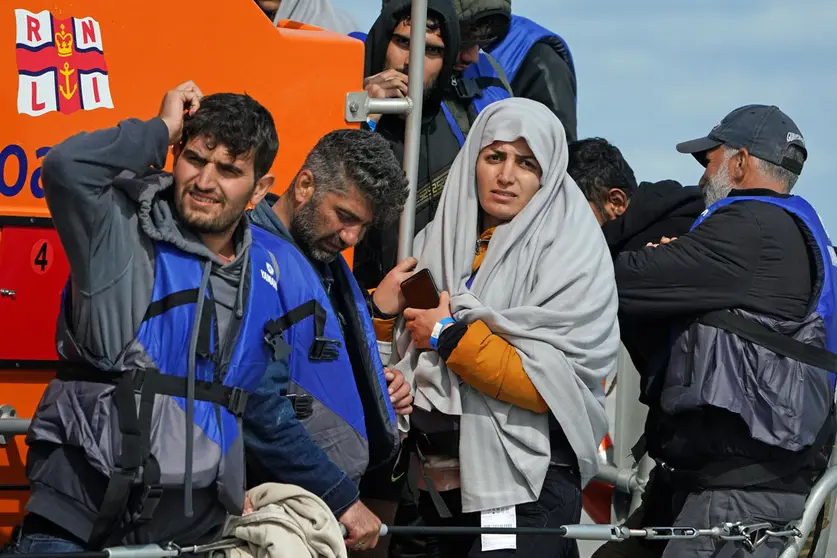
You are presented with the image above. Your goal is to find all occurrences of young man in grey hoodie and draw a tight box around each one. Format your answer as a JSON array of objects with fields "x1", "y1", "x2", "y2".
[{"x1": 8, "y1": 82, "x2": 380, "y2": 554}]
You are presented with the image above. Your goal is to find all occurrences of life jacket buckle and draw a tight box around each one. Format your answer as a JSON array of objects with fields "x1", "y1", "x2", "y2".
[
  {"x1": 287, "y1": 394, "x2": 314, "y2": 420},
  {"x1": 451, "y1": 76, "x2": 480, "y2": 100},
  {"x1": 264, "y1": 331, "x2": 291, "y2": 362},
  {"x1": 132, "y1": 483, "x2": 163, "y2": 523},
  {"x1": 227, "y1": 387, "x2": 249, "y2": 417},
  {"x1": 309, "y1": 336, "x2": 342, "y2": 361}
]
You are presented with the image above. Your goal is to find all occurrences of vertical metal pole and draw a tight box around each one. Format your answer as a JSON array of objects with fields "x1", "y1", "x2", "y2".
[
  {"x1": 612, "y1": 344, "x2": 652, "y2": 522},
  {"x1": 396, "y1": 0, "x2": 428, "y2": 261}
]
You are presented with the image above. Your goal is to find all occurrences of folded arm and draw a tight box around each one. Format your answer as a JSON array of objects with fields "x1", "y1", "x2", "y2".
[{"x1": 438, "y1": 320, "x2": 548, "y2": 413}]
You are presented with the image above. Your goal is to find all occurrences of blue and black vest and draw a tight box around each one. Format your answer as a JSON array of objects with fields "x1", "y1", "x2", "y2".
[
  {"x1": 30, "y1": 224, "x2": 286, "y2": 548},
  {"x1": 261, "y1": 232, "x2": 400, "y2": 482},
  {"x1": 443, "y1": 15, "x2": 576, "y2": 147},
  {"x1": 660, "y1": 196, "x2": 837, "y2": 463}
]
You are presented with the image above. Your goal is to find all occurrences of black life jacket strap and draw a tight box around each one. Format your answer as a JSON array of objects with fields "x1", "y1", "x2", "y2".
[
  {"x1": 668, "y1": 407, "x2": 836, "y2": 492},
  {"x1": 264, "y1": 299, "x2": 342, "y2": 362},
  {"x1": 406, "y1": 432, "x2": 454, "y2": 519},
  {"x1": 56, "y1": 364, "x2": 249, "y2": 548},
  {"x1": 142, "y1": 288, "x2": 214, "y2": 359},
  {"x1": 698, "y1": 310, "x2": 837, "y2": 371}
]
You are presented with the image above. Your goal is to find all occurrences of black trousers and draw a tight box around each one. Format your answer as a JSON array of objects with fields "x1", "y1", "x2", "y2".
[{"x1": 392, "y1": 464, "x2": 582, "y2": 558}]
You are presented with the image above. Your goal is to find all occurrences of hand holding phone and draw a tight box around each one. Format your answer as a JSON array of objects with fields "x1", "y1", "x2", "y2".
[{"x1": 400, "y1": 268, "x2": 441, "y2": 310}]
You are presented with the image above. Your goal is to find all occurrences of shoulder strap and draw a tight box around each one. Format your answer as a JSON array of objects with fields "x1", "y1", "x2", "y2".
[
  {"x1": 698, "y1": 310, "x2": 837, "y2": 371},
  {"x1": 482, "y1": 52, "x2": 513, "y2": 95},
  {"x1": 442, "y1": 99, "x2": 473, "y2": 140},
  {"x1": 264, "y1": 299, "x2": 342, "y2": 361}
]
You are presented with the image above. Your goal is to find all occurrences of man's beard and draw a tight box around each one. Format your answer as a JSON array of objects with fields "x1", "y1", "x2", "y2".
[
  {"x1": 394, "y1": 66, "x2": 438, "y2": 102},
  {"x1": 699, "y1": 165, "x2": 735, "y2": 207},
  {"x1": 291, "y1": 200, "x2": 348, "y2": 263},
  {"x1": 175, "y1": 184, "x2": 251, "y2": 236}
]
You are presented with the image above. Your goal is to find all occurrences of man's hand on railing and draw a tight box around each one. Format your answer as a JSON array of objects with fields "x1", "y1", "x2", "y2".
[{"x1": 340, "y1": 500, "x2": 382, "y2": 551}]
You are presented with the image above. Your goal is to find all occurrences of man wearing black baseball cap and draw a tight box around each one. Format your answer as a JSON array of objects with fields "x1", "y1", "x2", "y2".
[
  {"x1": 593, "y1": 104, "x2": 837, "y2": 558},
  {"x1": 676, "y1": 104, "x2": 807, "y2": 206}
]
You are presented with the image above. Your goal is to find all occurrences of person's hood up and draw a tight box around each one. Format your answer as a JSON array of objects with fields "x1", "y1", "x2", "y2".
[
  {"x1": 601, "y1": 180, "x2": 705, "y2": 256},
  {"x1": 274, "y1": 0, "x2": 361, "y2": 35},
  {"x1": 365, "y1": 0, "x2": 461, "y2": 120},
  {"x1": 452, "y1": 0, "x2": 511, "y2": 37}
]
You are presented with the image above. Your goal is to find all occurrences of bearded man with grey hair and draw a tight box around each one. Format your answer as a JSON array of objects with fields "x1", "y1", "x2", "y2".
[{"x1": 594, "y1": 105, "x2": 837, "y2": 558}]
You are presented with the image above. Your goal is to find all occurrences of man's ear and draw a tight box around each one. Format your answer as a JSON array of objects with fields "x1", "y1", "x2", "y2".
[
  {"x1": 293, "y1": 170, "x2": 316, "y2": 206},
  {"x1": 731, "y1": 147, "x2": 749, "y2": 183},
  {"x1": 250, "y1": 174, "x2": 275, "y2": 206},
  {"x1": 607, "y1": 188, "x2": 630, "y2": 216},
  {"x1": 172, "y1": 143, "x2": 183, "y2": 164}
]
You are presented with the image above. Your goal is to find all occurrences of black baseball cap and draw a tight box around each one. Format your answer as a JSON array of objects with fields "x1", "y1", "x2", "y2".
[{"x1": 676, "y1": 104, "x2": 807, "y2": 175}]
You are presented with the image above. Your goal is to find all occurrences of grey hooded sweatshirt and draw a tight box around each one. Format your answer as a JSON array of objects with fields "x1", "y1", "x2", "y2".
[{"x1": 28, "y1": 117, "x2": 251, "y2": 546}]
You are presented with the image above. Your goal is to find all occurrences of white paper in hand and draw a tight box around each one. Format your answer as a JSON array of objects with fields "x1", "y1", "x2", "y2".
[{"x1": 480, "y1": 505, "x2": 517, "y2": 551}]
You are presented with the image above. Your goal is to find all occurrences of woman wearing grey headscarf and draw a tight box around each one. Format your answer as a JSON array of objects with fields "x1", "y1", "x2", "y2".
[{"x1": 375, "y1": 97, "x2": 620, "y2": 557}]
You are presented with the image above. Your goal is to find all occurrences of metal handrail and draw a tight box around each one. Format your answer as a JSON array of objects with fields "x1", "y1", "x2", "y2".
[
  {"x1": 0, "y1": 404, "x2": 29, "y2": 444},
  {"x1": 595, "y1": 464, "x2": 641, "y2": 495},
  {"x1": 779, "y1": 465, "x2": 837, "y2": 558},
  {"x1": 0, "y1": 417, "x2": 30, "y2": 437}
]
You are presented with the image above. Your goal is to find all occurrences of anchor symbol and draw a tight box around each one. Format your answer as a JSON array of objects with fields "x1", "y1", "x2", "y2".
[{"x1": 59, "y1": 62, "x2": 77, "y2": 100}]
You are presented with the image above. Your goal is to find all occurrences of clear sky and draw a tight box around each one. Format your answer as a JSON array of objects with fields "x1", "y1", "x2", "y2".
[{"x1": 341, "y1": 0, "x2": 837, "y2": 234}]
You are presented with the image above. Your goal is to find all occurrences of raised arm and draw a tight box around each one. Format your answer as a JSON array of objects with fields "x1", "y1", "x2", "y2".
[{"x1": 41, "y1": 81, "x2": 203, "y2": 294}]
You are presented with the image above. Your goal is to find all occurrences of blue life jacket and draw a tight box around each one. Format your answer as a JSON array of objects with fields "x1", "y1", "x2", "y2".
[
  {"x1": 487, "y1": 15, "x2": 576, "y2": 94},
  {"x1": 659, "y1": 195, "x2": 837, "y2": 456},
  {"x1": 261, "y1": 231, "x2": 399, "y2": 481},
  {"x1": 32, "y1": 223, "x2": 287, "y2": 548},
  {"x1": 442, "y1": 15, "x2": 576, "y2": 147}
]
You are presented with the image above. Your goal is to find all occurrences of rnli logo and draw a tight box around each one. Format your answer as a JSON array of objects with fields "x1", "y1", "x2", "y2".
[
  {"x1": 261, "y1": 261, "x2": 277, "y2": 290},
  {"x1": 15, "y1": 9, "x2": 114, "y2": 117}
]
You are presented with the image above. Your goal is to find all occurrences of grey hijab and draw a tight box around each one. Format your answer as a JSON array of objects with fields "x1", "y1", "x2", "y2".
[{"x1": 392, "y1": 97, "x2": 620, "y2": 512}]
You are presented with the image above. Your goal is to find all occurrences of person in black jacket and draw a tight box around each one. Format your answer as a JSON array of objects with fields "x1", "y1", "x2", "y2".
[
  {"x1": 594, "y1": 106, "x2": 834, "y2": 558},
  {"x1": 568, "y1": 137, "x2": 706, "y2": 254},
  {"x1": 353, "y1": 0, "x2": 463, "y2": 293},
  {"x1": 568, "y1": 137, "x2": 706, "y2": 381},
  {"x1": 454, "y1": 0, "x2": 577, "y2": 141}
]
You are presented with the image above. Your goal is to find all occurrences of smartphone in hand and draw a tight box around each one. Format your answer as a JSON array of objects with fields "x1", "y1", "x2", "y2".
[{"x1": 400, "y1": 269, "x2": 440, "y2": 310}]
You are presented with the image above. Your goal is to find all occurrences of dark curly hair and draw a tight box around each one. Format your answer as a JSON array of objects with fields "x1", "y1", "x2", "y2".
[
  {"x1": 297, "y1": 129, "x2": 409, "y2": 227},
  {"x1": 567, "y1": 137, "x2": 637, "y2": 204},
  {"x1": 181, "y1": 92, "x2": 279, "y2": 180}
]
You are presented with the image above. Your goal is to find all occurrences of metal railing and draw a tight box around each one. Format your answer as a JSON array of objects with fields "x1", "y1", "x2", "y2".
[{"x1": 0, "y1": 404, "x2": 28, "y2": 445}]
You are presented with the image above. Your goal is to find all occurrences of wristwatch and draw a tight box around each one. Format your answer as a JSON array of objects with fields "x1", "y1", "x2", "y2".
[{"x1": 429, "y1": 317, "x2": 456, "y2": 350}]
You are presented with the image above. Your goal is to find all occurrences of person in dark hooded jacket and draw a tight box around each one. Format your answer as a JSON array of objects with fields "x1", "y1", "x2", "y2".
[
  {"x1": 453, "y1": 0, "x2": 578, "y2": 141},
  {"x1": 568, "y1": 138, "x2": 705, "y2": 255},
  {"x1": 352, "y1": 0, "x2": 467, "y2": 292},
  {"x1": 567, "y1": 137, "x2": 705, "y2": 382}
]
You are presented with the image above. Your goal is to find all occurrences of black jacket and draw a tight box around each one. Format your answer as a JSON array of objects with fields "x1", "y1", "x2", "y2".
[
  {"x1": 605, "y1": 181, "x2": 704, "y2": 377},
  {"x1": 508, "y1": 41, "x2": 577, "y2": 142},
  {"x1": 615, "y1": 189, "x2": 817, "y2": 479},
  {"x1": 454, "y1": 0, "x2": 577, "y2": 140},
  {"x1": 602, "y1": 180, "x2": 704, "y2": 256},
  {"x1": 353, "y1": 0, "x2": 464, "y2": 290}
]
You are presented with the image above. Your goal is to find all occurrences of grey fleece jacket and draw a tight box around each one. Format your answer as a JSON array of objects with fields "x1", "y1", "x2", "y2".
[{"x1": 29, "y1": 117, "x2": 251, "y2": 545}]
